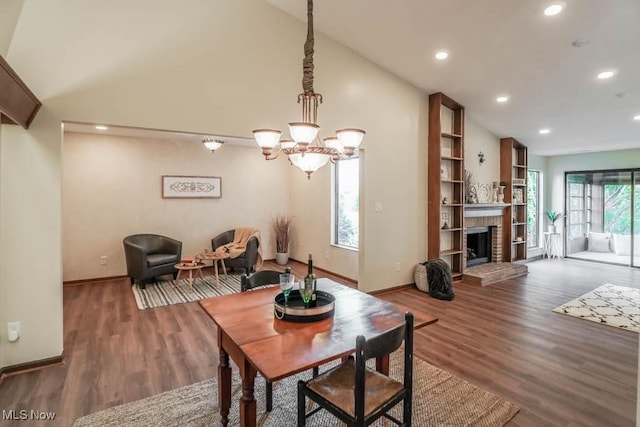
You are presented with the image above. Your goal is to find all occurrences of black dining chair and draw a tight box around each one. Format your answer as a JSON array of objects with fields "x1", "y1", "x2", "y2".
[{"x1": 297, "y1": 312, "x2": 414, "y2": 426}]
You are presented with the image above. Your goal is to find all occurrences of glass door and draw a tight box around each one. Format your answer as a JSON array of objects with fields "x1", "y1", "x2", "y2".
[{"x1": 634, "y1": 171, "x2": 639, "y2": 267}]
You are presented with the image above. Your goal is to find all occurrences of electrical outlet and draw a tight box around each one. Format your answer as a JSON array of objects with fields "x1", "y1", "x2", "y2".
[
  {"x1": 8, "y1": 321, "x2": 20, "y2": 342},
  {"x1": 100, "y1": 256, "x2": 108, "y2": 265},
  {"x1": 395, "y1": 262, "x2": 400, "y2": 272}
]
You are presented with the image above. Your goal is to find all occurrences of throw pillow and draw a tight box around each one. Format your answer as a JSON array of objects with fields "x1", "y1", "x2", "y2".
[
  {"x1": 613, "y1": 234, "x2": 631, "y2": 256},
  {"x1": 587, "y1": 232, "x2": 612, "y2": 253},
  {"x1": 588, "y1": 237, "x2": 611, "y2": 253}
]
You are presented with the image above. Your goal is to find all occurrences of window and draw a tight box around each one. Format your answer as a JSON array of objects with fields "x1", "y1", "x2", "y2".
[
  {"x1": 568, "y1": 182, "x2": 589, "y2": 238},
  {"x1": 527, "y1": 170, "x2": 540, "y2": 248},
  {"x1": 334, "y1": 157, "x2": 359, "y2": 248}
]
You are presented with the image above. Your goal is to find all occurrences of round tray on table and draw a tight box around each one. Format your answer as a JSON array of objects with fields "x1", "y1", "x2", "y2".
[{"x1": 274, "y1": 290, "x2": 335, "y2": 323}]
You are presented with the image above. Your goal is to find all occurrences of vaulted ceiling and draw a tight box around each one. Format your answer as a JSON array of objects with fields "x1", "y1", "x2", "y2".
[{"x1": 268, "y1": 0, "x2": 640, "y2": 156}]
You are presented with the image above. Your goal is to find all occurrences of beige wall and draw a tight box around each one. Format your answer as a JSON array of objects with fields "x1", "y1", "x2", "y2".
[
  {"x1": 464, "y1": 117, "x2": 500, "y2": 186},
  {"x1": 0, "y1": 0, "x2": 24, "y2": 56},
  {"x1": 62, "y1": 132, "x2": 290, "y2": 281},
  {"x1": 0, "y1": 0, "x2": 430, "y2": 366}
]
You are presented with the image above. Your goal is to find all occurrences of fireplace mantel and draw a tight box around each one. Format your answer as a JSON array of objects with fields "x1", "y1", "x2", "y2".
[{"x1": 464, "y1": 203, "x2": 510, "y2": 218}]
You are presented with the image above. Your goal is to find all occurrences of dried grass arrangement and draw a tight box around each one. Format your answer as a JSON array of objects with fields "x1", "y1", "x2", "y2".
[{"x1": 271, "y1": 215, "x2": 292, "y2": 253}]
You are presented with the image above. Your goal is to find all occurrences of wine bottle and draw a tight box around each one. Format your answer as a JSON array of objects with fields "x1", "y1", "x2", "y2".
[{"x1": 305, "y1": 254, "x2": 317, "y2": 307}]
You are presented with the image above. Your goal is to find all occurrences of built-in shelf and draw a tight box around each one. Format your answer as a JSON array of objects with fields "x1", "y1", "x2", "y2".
[
  {"x1": 428, "y1": 92, "x2": 465, "y2": 278},
  {"x1": 500, "y1": 137, "x2": 528, "y2": 263}
]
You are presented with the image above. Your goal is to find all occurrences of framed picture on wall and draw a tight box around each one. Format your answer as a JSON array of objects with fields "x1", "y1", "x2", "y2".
[{"x1": 162, "y1": 175, "x2": 222, "y2": 199}]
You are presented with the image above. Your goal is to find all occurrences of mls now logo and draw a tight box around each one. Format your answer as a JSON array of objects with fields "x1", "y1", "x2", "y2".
[{"x1": 2, "y1": 410, "x2": 56, "y2": 420}]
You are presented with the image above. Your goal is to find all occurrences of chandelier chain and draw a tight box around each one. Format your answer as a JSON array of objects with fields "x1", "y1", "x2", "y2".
[{"x1": 302, "y1": 0, "x2": 315, "y2": 96}]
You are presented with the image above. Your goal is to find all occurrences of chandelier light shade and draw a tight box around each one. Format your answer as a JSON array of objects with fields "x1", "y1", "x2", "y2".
[
  {"x1": 252, "y1": 0, "x2": 365, "y2": 178},
  {"x1": 202, "y1": 137, "x2": 225, "y2": 152}
]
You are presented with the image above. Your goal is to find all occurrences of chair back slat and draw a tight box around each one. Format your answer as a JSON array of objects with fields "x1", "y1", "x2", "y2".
[{"x1": 241, "y1": 270, "x2": 282, "y2": 292}]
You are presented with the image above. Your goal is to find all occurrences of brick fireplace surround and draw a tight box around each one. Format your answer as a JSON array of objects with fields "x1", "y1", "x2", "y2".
[{"x1": 464, "y1": 215, "x2": 503, "y2": 266}]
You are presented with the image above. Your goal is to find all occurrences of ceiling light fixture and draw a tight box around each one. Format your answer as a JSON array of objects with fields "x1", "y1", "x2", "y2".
[
  {"x1": 538, "y1": 129, "x2": 551, "y2": 134},
  {"x1": 496, "y1": 96, "x2": 509, "y2": 103},
  {"x1": 544, "y1": 4, "x2": 563, "y2": 16},
  {"x1": 597, "y1": 71, "x2": 615, "y2": 79},
  {"x1": 95, "y1": 125, "x2": 108, "y2": 130},
  {"x1": 435, "y1": 51, "x2": 448, "y2": 60},
  {"x1": 252, "y1": 0, "x2": 365, "y2": 179},
  {"x1": 202, "y1": 137, "x2": 225, "y2": 153},
  {"x1": 634, "y1": 115, "x2": 640, "y2": 121}
]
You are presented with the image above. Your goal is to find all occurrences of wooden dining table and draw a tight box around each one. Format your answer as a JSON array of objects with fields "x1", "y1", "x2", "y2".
[{"x1": 199, "y1": 278, "x2": 438, "y2": 427}]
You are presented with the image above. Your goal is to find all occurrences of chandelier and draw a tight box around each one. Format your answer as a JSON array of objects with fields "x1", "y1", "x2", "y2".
[
  {"x1": 252, "y1": 0, "x2": 365, "y2": 179},
  {"x1": 202, "y1": 137, "x2": 225, "y2": 153}
]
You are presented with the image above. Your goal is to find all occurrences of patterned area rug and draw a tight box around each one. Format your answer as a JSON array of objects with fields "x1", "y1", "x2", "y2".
[
  {"x1": 552, "y1": 283, "x2": 639, "y2": 333},
  {"x1": 132, "y1": 274, "x2": 243, "y2": 309},
  {"x1": 73, "y1": 351, "x2": 519, "y2": 426}
]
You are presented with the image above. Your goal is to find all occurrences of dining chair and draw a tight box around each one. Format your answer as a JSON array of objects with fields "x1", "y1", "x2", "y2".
[{"x1": 297, "y1": 312, "x2": 414, "y2": 426}]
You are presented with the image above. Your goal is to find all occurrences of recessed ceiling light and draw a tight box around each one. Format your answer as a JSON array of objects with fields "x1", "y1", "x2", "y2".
[
  {"x1": 614, "y1": 92, "x2": 628, "y2": 99},
  {"x1": 496, "y1": 96, "x2": 509, "y2": 103},
  {"x1": 544, "y1": 4, "x2": 563, "y2": 16},
  {"x1": 538, "y1": 129, "x2": 551, "y2": 134},
  {"x1": 597, "y1": 71, "x2": 615, "y2": 79},
  {"x1": 435, "y1": 51, "x2": 448, "y2": 60},
  {"x1": 634, "y1": 115, "x2": 640, "y2": 121},
  {"x1": 95, "y1": 125, "x2": 108, "y2": 130}
]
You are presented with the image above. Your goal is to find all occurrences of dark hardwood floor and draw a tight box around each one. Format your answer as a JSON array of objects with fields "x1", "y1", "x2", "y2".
[{"x1": 0, "y1": 259, "x2": 637, "y2": 426}]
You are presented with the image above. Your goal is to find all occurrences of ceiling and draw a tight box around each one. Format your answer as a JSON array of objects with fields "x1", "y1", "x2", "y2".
[{"x1": 267, "y1": 0, "x2": 640, "y2": 156}]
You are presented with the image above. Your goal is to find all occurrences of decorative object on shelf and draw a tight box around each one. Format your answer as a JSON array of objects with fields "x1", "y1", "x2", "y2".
[
  {"x1": 251, "y1": 0, "x2": 364, "y2": 179},
  {"x1": 202, "y1": 137, "x2": 225, "y2": 153},
  {"x1": 478, "y1": 151, "x2": 485, "y2": 164},
  {"x1": 271, "y1": 215, "x2": 292, "y2": 265},
  {"x1": 161, "y1": 175, "x2": 221, "y2": 199},
  {"x1": 513, "y1": 188, "x2": 524, "y2": 204},
  {"x1": 441, "y1": 213, "x2": 450, "y2": 229},
  {"x1": 491, "y1": 181, "x2": 498, "y2": 203},
  {"x1": 464, "y1": 169, "x2": 475, "y2": 203},
  {"x1": 545, "y1": 210, "x2": 564, "y2": 233},
  {"x1": 442, "y1": 197, "x2": 448, "y2": 205},
  {"x1": 497, "y1": 182, "x2": 506, "y2": 203},
  {"x1": 440, "y1": 161, "x2": 449, "y2": 180},
  {"x1": 475, "y1": 183, "x2": 491, "y2": 203},
  {"x1": 513, "y1": 178, "x2": 525, "y2": 186}
]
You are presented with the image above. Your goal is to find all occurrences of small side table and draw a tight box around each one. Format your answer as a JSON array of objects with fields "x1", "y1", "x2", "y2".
[
  {"x1": 543, "y1": 232, "x2": 561, "y2": 259},
  {"x1": 174, "y1": 262, "x2": 207, "y2": 291},
  {"x1": 195, "y1": 251, "x2": 230, "y2": 287}
]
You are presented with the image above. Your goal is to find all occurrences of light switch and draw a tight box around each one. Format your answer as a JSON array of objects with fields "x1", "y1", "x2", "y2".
[{"x1": 374, "y1": 202, "x2": 383, "y2": 212}]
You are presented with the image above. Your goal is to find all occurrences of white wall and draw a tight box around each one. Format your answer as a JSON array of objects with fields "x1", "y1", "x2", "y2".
[
  {"x1": 62, "y1": 132, "x2": 289, "y2": 281},
  {"x1": 464, "y1": 117, "x2": 500, "y2": 186},
  {"x1": 0, "y1": 0, "x2": 432, "y2": 366},
  {"x1": 0, "y1": 0, "x2": 24, "y2": 56}
]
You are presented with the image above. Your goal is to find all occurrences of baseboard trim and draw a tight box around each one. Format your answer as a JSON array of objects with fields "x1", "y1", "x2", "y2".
[
  {"x1": 288, "y1": 258, "x2": 358, "y2": 285},
  {"x1": 63, "y1": 275, "x2": 128, "y2": 286},
  {"x1": 370, "y1": 283, "x2": 414, "y2": 295},
  {"x1": 0, "y1": 353, "x2": 64, "y2": 384}
]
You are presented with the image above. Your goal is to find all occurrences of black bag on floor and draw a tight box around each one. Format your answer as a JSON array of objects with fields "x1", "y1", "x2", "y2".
[{"x1": 424, "y1": 259, "x2": 454, "y2": 301}]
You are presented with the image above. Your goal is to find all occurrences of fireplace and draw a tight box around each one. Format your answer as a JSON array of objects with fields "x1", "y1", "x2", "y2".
[{"x1": 467, "y1": 226, "x2": 492, "y2": 267}]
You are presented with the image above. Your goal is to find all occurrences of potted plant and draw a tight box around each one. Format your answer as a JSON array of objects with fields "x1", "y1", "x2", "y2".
[
  {"x1": 545, "y1": 210, "x2": 563, "y2": 233},
  {"x1": 271, "y1": 215, "x2": 292, "y2": 265}
]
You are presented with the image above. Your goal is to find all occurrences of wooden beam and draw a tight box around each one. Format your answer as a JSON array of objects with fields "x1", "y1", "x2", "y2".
[{"x1": 0, "y1": 54, "x2": 41, "y2": 129}]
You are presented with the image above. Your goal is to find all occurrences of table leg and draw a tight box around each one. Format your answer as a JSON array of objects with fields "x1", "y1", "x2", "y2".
[
  {"x1": 219, "y1": 346, "x2": 232, "y2": 427},
  {"x1": 240, "y1": 360, "x2": 257, "y2": 427},
  {"x1": 175, "y1": 270, "x2": 182, "y2": 285},
  {"x1": 197, "y1": 267, "x2": 205, "y2": 285},
  {"x1": 375, "y1": 354, "x2": 390, "y2": 375},
  {"x1": 221, "y1": 259, "x2": 228, "y2": 279},
  {"x1": 214, "y1": 259, "x2": 220, "y2": 287},
  {"x1": 188, "y1": 270, "x2": 194, "y2": 291}
]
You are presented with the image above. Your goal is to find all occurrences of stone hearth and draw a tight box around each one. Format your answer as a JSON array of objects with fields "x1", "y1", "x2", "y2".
[{"x1": 462, "y1": 203, "x2": 528, "y2": 286}]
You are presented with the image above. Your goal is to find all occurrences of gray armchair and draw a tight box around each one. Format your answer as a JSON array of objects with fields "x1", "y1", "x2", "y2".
[
  {"x1": 123, "y1": 234, "x2": 182, "y2": 289},
  {"x1": 212, "y1": 230, "x2": 259, "y2": 274}
]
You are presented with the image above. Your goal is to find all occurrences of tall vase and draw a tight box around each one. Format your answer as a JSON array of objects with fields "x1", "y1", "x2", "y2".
[
  {"x1": 276, "y1": 252, "x2": 289, "y2": 265},
  {"x1": 497, "y1": 186, "x2": 505, "y2": 203}
]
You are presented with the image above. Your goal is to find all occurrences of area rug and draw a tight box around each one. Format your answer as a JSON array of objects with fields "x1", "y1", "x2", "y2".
[
  {"x1": 552, "y1": 283, "x2": 639, "y2": 333},
  {"x1": 132, "y1": 274, "x2": 243, "y2": 310},
  {"x1": 73, "y1": 352, "x2": 519, "y2": 426}
]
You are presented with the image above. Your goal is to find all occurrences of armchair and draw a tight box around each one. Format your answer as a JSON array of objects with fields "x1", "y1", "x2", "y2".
[
  {"x1": 123, "y1": 234, "x2": 182, "y2": 289},
  {"x1": 211, "y1": 229, "x2": 260, "y2": 274}
]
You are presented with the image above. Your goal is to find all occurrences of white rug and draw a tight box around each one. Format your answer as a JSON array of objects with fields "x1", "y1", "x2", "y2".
[
  {"x1": 552, "y1": 284, "x2": 639, "y2": 333},
  {"x1": 132, "y1": 274, "x2": 243, "y2": 309}
]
